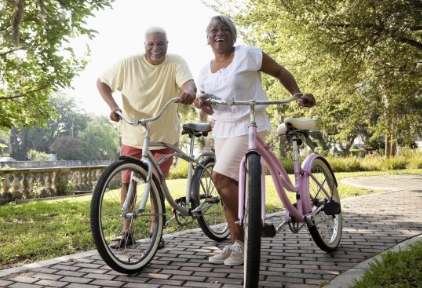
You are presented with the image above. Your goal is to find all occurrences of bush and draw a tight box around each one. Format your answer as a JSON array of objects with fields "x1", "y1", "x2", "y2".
[
  {"x1": 328, "y1": 156, "x2": 362, "y2": 172},
  {"x1": 56, "y1": 177, "x2": 75, "y2": 196},
  {"x1": 168, "y1": 160, "x2": 189, "y2": 180},
  {"x1": 27, "y1": 149, "x2": 49, "y2": 161}
]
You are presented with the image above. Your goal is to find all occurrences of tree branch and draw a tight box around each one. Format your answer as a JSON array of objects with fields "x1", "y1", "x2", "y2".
[
  {"x1": 398, "y1": 37, "x2": 422, "y2": 51},
  {"x1": 0, "y1": 83, "x2": 51, "y2": 101}
]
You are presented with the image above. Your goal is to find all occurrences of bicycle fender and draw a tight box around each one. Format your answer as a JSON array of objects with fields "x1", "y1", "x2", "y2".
[{"x1": 301, "y1": 153, "x2": 338, "y2": 187}]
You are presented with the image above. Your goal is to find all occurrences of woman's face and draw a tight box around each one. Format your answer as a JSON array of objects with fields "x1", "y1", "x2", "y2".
[{"x1": 207, "y1": 19, "x2": 233, "y2": 53}]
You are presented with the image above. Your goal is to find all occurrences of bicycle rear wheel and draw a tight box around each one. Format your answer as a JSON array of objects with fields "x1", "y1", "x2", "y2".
[
  {"x1": 307, "y1": 158, "x2": 342, "y2": 252},
  {"x1": 90, "y1": 158, "x2": 165, "y2": 274},
  {"x1": 244, "y1": 153, "x2": 262, "y2": 288},
  {"x1": 191, "y1": 157, "x2": 229, "y2": 241}
]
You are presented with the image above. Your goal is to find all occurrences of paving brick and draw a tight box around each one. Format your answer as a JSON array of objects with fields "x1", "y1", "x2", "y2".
[
  {"x1": 0, "y1": 279, "x2": 14, "y2": 286},
  {"x1": 34, "y1": 279, "x2": 68, "y2": 287},
  {"x1": 9, "y1": 283, "x2": 43, "y2": 288}
]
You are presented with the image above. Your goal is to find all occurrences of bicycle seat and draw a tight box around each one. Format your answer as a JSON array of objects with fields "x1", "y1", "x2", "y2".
[
  {"x1": 182, "y1": 123, "x2": 212, "y2": 137},
  {"x1": 276, "y1": 117, "x2": 316, "y2": 136}
]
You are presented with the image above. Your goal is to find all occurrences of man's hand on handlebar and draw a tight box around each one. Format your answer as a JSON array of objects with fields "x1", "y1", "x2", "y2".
[
  {"x1": 175, "y1": 88, "x2": 196, "y2": 105},
  {"x1": 297, "y1": 93, "x2": 316, "y2": 108},
  {"x1": 110, "y1": 106, "x2": 122, "y2": 122}
]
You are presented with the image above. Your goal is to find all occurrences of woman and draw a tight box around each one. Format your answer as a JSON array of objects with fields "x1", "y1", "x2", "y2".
[{"x1": 194, "y1": 15, "x2": 315, "y2": 266}]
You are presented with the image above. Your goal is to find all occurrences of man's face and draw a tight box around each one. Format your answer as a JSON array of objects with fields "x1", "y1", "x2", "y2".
[{"x1": 144, "y1": 32, "x2": 168, "y2": 65}]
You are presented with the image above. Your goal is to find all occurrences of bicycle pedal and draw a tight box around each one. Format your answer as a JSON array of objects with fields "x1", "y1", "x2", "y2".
[
  {"x1": 323, "y1": 201, "x2": 341, "y2": 215},
  {"x1": 175, "y1": 197, "x2": 187, "y2": 204},
  {"x1": 205, "y1": 196, "x2": 219, "y2": 204},
  {"x1": 261, "y1": 223, "x2": 276, "y2": 238}
]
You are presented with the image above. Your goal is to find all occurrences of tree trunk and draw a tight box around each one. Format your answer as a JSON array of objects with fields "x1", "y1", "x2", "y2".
[{"x1": 199, "y1": 110, "x2": 208, "y2": 123}]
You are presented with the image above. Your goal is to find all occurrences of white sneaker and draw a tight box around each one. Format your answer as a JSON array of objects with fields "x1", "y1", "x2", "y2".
[
  {"x1": 209, "y1": 244, "x2": 232, "y2": 264},
  {"x1": 224, "y1": 240, "x2": 244, "y2": 266}
]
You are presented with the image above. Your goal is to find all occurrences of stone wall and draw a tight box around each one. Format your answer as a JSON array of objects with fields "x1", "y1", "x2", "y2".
[{"x1": 0, "y1": 165, "x2": 113, "y2": 204}]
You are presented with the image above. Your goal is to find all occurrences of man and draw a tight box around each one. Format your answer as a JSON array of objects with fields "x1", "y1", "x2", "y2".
[{"x1": 96, "y1": 26, "x2": 196, "y2": 249}]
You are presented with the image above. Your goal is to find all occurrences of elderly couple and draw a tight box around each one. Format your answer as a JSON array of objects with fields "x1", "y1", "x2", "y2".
[{"x1": 96, "y1": 15, "x2": 315, "y2": 266}]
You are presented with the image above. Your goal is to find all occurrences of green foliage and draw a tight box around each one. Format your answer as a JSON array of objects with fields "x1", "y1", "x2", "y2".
[
  {"x1": 10, "y1": 93, "x2": 120, "y2": 162},
  {"x1": 27, "y1": 149, "x2": 49, "y2": 161},
  {"x1": 77, "y1": 116, "x2": 120, "y2": 162},
  {"x1": 55, "y1": 178, "x2": 75, "y2": 196},
  {"x1": 10, "y1": 93, "x2": 91, "y2": 160},
  {"x1": 0, "y1": 0, "x2": 114, "y2": 131},
  {"x1": 168, "y1": 159, "x2": 189, "y2": 180},
  {"x1": 327, "y1": 154, "x2": 417, "y2": 172},
  {"x1": 0, "y1": 164, "x2": 13, "y2": 170},
  {"x1": 50, "y1": 136, "x2": 84, "y2": 160},
  {"x1": 351, "y1": 240, "x2": 422, "y2": 288}
]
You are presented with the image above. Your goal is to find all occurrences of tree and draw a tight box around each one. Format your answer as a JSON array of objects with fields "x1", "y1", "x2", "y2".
[
  {"x1": 10, "y1": 93, "x2": 90, "y2": 160},
  {"x1": 0, "y1": 0, "x2": 114, "y2": 131},
  {"x1": 203, "y1": 0, "x2": 422, "y2": 156},
  {"x1": 77, "y1": 115, "x2": 120, "y2": 161},
  {"x1": 50, "y1": 136, "x2": 84, "y2": 160}
]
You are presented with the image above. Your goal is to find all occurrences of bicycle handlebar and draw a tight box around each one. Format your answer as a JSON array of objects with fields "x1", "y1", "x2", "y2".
[
  {"x1": 205, "y1": 95, "x2": 302, "y2": 106},
  {"x1": 115, "y1": 97, "x2": 179, "y2": 126}
]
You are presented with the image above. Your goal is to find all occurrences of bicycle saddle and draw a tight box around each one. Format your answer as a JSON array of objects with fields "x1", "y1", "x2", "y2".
[
  {"x1": 276, "y1": 117, "x2": 316, "y2": 136},
  {"x1": 182, "y1": 123, "x2": 212, "y2": 137}
]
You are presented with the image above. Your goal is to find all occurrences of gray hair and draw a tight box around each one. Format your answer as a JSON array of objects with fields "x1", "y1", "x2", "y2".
[
  {"x1": 206, "y1": 15, "x2": 237, "y2": 43},
  {"x1": 144, "y1": 26, "x2": 168, "y2": 41}
]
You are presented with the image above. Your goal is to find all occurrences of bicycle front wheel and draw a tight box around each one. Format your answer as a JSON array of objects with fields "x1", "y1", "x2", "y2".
[
  {"x1": 244, "y1": 153, "x2": 262, "y2": 288},
  {"x1": 307, "y1": 158, "x2": 342, "y2": 252},
  {"x1": 90, "y1": 159, "x2": 165, "y2": 274},
  {"x1": 191, "y1": 157, "x2": 229, "y2": 241}
]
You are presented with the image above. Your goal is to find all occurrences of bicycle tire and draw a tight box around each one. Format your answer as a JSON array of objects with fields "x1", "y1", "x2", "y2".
[
  {"x1": 307, "y1": 158, "x2": 342, "y2": 252},
  {"x1": 244, "y1": 153, "x2": 262, "y2": 288},
  {"x1": 90, "y1": 158, "x2": 165, "y2": 274},
  {"x1": 191, "y1": 157, "x2": 229, "y2": 241}
]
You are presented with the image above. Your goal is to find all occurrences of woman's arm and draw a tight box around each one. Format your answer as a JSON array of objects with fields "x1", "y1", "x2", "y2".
[{"x1": 260, "y1": 52, "x2": 315, "y2": 107}]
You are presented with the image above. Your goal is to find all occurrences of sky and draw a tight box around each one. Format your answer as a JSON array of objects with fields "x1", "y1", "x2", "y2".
[{"x1": 67, "y1": 0, "x2": 218, "y2": 116}]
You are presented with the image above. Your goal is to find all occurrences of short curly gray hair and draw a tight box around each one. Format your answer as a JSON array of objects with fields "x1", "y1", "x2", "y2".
[
  {"x1": 144, "y1": 26, "x2": 168, "y2": 41},
  {"x1": 206, "y1": 15, "x2": 237, "y2": 43}
]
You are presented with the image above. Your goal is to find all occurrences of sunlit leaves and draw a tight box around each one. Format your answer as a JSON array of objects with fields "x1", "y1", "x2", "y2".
[{"x1": 0, "y1": 0, "x2": 114, "y2": 131}]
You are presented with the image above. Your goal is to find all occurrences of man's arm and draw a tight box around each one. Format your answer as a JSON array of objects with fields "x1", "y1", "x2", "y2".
[
  {"x1": 96, "y1": 78, "x2": 122, "y2": 122},
  {"x1": 178, "y1": 79, "x2": 197, "y2": 104}
]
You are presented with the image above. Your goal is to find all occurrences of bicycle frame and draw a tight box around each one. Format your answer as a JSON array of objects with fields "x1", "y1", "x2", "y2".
[
  {"x1": 207, "y1": 97, "x2": 333, "y2": 231},
  {"x1": 117, "y1": 99, "x2": 215, "y2": 220},
  {"x1": 237, "y1": 125, "x2": 333, "y2": 228}
]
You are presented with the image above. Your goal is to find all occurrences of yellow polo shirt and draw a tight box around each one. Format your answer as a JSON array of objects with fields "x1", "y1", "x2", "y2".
[{"x1": 100, "y1": 53, "x2": 193, "y2": 149}]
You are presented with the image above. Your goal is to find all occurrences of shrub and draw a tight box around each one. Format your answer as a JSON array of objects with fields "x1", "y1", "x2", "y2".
[
  {"x1": 27, "y1": 149, "x2": 49, "y2": 161},
  {"x1": 327, "y1": 156, "x2": 362, "y2": 172},
  {"x1": 168, "y1": 159, "x2": 189, "y2": 180},
  {"x1": 56, "y1": 177, "x2": 75, "y2": 196},
  {"x1": 381, "y1": 156, "x2": 408, "y2": 170}
]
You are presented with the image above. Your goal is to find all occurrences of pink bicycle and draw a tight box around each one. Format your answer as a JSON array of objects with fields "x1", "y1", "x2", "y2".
[{"x1": 207, "y1": 96, "x2": 342, "y2": 288}]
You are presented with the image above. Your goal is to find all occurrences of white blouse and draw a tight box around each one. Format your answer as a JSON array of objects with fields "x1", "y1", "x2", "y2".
[{"x1": 197, "y1": 45, "x2": 271, "y2": 138}]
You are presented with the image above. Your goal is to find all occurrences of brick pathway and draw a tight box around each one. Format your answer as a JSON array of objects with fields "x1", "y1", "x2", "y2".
[{"x1": 1, "y1": 174, "x2": 421, "y2": 287}]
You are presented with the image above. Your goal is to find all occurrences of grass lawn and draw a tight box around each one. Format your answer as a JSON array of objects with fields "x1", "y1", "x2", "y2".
[{"x1": 1, "y1": 168, "x2": 421, "y2": 287}]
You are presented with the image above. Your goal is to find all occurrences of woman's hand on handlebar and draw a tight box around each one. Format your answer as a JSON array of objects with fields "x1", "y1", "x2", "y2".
[
  {"x1": 110, "y1": 106, "x2": 122, "y2": 122},
  {"x1": 194, "y1": 92, "x2": 214, "y2": 115},
  {"x1": 297, "y1": 93, "x2": 316, "y2": 108}
]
